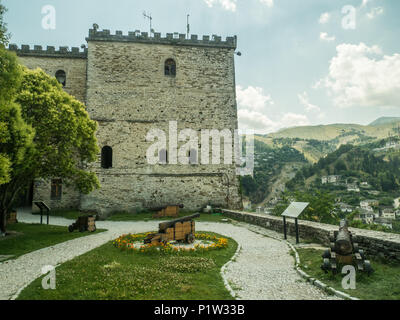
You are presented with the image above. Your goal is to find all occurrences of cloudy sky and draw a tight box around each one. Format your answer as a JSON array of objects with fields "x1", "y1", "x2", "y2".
[{"x1": 3, "y1": 0, "x2": 400, "y2": 133}]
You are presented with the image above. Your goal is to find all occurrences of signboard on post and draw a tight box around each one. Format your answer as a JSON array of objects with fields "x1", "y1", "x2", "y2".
[
  {"x1": 281, "y1": 202, "x2": 309, "y2": 244},
  {"x1": 34, "y1": 201, "x2": 51, "y2": 225}
]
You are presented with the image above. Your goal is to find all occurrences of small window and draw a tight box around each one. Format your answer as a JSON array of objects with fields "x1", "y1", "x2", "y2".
[
  {"x1": 164, "y1": 59, "x2": 176, "y2": 77},
  {"x1": 51, "y1": 179, "x2": 62, "y2": 200},
  {"x1": 101, "y1": 146, "x2": 113, "y2": 169},
  {"x1": 159, "y1": 149, "x2": 168, "y2": 164},
  {"x1": 55, "y1": 70, "x2": 66, "y2": 87}
]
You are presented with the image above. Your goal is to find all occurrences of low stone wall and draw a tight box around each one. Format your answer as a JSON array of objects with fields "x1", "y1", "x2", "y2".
[{"x1": 222, "y1": 210, "x2": 400, "y2": 262}]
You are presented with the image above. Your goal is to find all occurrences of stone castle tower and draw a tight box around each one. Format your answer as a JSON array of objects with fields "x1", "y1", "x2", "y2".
[{"x1": 9, "y1": 27, "x2": 242, "y2": 216}]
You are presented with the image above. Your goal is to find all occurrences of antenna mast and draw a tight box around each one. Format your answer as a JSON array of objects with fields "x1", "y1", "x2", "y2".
[
  {"x1": 143, "y1": 11, "x2": 153, "y2": 35},
  {"x1": 187, "y1": 14, "x2": 190, "y2": 39}
]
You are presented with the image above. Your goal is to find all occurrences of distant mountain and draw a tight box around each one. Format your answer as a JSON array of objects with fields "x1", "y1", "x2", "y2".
[
  {"x1": 369, "y1": 117, "x2": 400, "y2": 126},
  {"x1": 266, "y1": 122, "x2": 400, "y2": 141},
  {"x1": 286, "y1": 143, "x2": 400, "y2": 194}
]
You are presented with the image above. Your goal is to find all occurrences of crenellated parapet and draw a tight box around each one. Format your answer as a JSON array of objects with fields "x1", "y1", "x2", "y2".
[
  {"x1": 7, "y1": 44, "x2": 88, "y2": 59},
  {"x1": 86, "y1": 28, "x2": 237, "y2": 49}
]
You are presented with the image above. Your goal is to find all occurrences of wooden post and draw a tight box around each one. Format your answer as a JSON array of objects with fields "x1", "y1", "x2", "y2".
[
  {"x1": 295, "y1": 218, "x2": 299, "y2": 244},
  {"x1": 283, "y1": 216, "x2": 287, "y2": 240}
]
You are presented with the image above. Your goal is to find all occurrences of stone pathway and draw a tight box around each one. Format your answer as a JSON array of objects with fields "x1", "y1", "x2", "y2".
[{"x1": 0, "y1": 210, "x2": 339, "y2": 300}]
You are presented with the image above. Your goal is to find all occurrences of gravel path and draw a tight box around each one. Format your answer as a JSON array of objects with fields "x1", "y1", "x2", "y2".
[{"x1": 0, "y1": 211, "x2": 339, "y2": 300}]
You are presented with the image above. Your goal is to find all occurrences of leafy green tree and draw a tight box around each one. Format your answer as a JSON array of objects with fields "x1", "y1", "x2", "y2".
[
  {"x1": 0, "y1": 50, "x2": 100, "y2": 234},
  {"x1": 0, "y1": 1, "x2": 9, "y2": 46},
  {"x1": 0, "y1": 48, "x2": 35, "y2": 234}
]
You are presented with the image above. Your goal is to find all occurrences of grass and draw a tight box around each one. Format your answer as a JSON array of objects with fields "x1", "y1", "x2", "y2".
[
  {"x1": 32, "y1": 209, "x2": 232, "y2": 224},
  {"x1": 17, "y1": 232, "x2": 238, "y2": 300},
  {"x1": 297, "y1": 248, "x2": 400, "y2": 300},
  {"x1": 32, "y1": 209, "x2": 85, "y2": 220},
  {"x1": 106, "y1": 211, "x2": 230, "y2": 223},
  {"x1": 0, "y1": 223, "x2": 106, "y2": 260}
]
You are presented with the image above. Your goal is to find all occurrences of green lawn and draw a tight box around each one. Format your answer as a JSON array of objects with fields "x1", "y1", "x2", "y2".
[
  {"x1": 297, "y1": 248, "x2": 400, "y2": 300},
  {"x1": 17, "y1": 232, "x2": 238, "y2": 300},
  {"x1": 106, "y1": 211, "x2": 230, "y2": 223},
  {"x1": 32, "y1": 209, "x2": 84, "y2": 220},
  {"x1": 0, "y1": 223, "x2": 106, "y2": 260},
  {"x1": 32, "y1": 209, "x2": 231, "y2": 223}
]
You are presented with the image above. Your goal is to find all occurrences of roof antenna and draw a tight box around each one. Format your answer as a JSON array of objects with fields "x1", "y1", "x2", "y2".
[
  {"x1": 143, "y1": 11, "x2": 153, "y2": 36},
  {"x1": 187, "y1": 14, "x2": 190, "y2": 39}
]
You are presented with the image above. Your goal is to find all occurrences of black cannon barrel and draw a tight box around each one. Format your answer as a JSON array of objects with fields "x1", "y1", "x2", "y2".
[
  {"x1": 159, "y1": 213, "x2": 200, "y2": 232},
  {"x1": 335, "y1": 219, "x2": 353, "y2": 255}
]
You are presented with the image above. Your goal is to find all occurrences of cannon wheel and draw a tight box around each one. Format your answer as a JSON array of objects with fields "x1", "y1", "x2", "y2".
[
  {"x1": 322, "y1": 249, "x2": 331, "y2": 259},
  {"x1": 79, "y1": 224, "x2": 86, "y2": 233},
  {"x1": 321, "y1": 258, "x2": 331, "y2": 273},
  {"x1": 68, "y1": 225, "x2": 74, "y2": 233},
  {"x1": 186, "y1": 233, "x2": 195, "y2": 244},
  {"x1": 364, "y1": 260, "x2": 374, "y2": 276}
]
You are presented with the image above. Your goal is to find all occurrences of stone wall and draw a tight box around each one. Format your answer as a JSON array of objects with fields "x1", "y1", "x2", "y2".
[
  {"x1": 31, "y1": 179, "x2": 81, "y2": 213},
  {"x1": 14, "y1": 50, "x2": 87, "y2": 103},
  {"x1": 222, "y1": 210, "x2": 400, "y2": 262},
  {"x1": 83, "y1": 31, "x2": 242, "y2": 216},
  {"x1": 10, "y1": 29, "x2": 243, "y2": 216}
]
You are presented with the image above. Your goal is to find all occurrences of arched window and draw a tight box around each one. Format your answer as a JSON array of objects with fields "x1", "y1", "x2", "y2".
[
  {"x1": 164, "y1": 59, "x2": 176, "y2": 77},
  {"x1": 55, "y1": 70, "x2": 66, "y2": 87},
  {"x1": 159, "y1": 149, "x2": 168, "y2": 165},
  {"x1": 101, "y1": 146, "x2": 113, "y2": 169}
]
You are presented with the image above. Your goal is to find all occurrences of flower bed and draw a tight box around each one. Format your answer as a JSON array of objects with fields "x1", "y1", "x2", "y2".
[{"x1": 113, "y1": 232, "x2": 229, "y2": 254}]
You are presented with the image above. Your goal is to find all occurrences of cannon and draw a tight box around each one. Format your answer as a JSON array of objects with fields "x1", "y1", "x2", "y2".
[
  {"x1": 68, "y1": 215, "x2": 97, "y2": 233},
  {"x1": 150, "y1": 204, "x2": 184, "y2": 218},
  {"x1": 144, "y1": 213, "x2": 200, "y2": 245},
  {"x1": 321, "y1": 219, "x2": 373, "y2": 275}
]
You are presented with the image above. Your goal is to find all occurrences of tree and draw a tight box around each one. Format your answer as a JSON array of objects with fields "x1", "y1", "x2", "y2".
[
  {"x1": 0, "y1": 48, "x2": 35, "y2": 234},
  {"x1": 0, "y1": 51, "x2": 100, "y2": 234},
  {"x1": 0, "y1": 1, "x2": 9, "y2": 46}
]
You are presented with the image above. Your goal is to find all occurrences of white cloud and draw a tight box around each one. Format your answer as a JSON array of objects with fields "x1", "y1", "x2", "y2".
[
  {"x1": 316, "y1": 43, "x2": 400, "y2": 108},
  {"x1": 236, "y1": 85, "x2": 274, "y2": 111},
  {"x1": 320, "y1": 32, "x2": 335, "y2": 42},
  {"x1": 319, "y1": 12, "x2": 330, "y2": 24},
  {"x1": 237, "y1": 85, "x2": 309, "y2": 134},
  {"x1": 204, "y1": 0, "x2": 237, "y2": 12},
  {"x1": 298, "y1": 92, "x2": 321, "y2": 113},
  {"x1": 259, "y1": 0, "x2": 274, "y2": 8},
  {"x1": 367, "y1": 7, "x2": 384, "y2": 19},
  {"x1": 361, "y1": 0, "x2": 371, "y2": 8}
]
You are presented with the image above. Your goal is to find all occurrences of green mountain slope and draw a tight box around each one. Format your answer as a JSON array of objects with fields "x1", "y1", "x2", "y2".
[{"x1": 369, "y1": 117, "x2": 400, "y2": 126}]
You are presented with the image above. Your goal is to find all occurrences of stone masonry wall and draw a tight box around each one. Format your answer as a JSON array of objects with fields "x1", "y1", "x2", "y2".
[
  {"x1": 31, "y1": 179, "x2": 81, "y2": 213},
  {"x1": 222, "y1": 210, "x2": 400, "y2": 262},
  {"x1": 16, "y1": 55, "x2": 87, "y2": 103},
  {"x1": 82, "y1": 35, "x2": 242, "y2": 216},
  {"x1": 10, "y1": 30, "x2": 243, "y2": 216}
]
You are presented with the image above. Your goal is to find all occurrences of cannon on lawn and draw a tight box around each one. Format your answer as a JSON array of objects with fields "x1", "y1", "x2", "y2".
[
  {"x1": 144, "y1": 213, "x2": 200, "y2": 245},
  {"x1": 150, "y1": 204, "x2": 184, "y2": 218},
  {"x1": 321, "y1": 219, "x2": 373, "y2": 275},
  {"x1": 68, "y1": 215, "x2": 97, "y2": 233}
]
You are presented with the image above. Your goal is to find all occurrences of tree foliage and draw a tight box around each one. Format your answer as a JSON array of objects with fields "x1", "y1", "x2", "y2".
[
  {"x1": 15, "y1": 68, "x2": 100, "y2": 193},
  {"x1": 0, "y1": 47, "x2": 100, "y2": 234},
  {"x1": 0, "y1": 1, "x2": 9, "y2": 46}
]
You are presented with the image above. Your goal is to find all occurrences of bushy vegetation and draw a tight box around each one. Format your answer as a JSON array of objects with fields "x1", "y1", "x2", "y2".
[
  {"x1": 241, "y1": 140, "x2": 306, "y2": 203},
  {"x1": 286, "y1": 144, "x2": 400, "y2": 193}
]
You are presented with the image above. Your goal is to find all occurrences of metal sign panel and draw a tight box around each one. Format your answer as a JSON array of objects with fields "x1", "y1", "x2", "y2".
[{"x1": 281, "y1": 202, "x2": 309, "y2": 218}]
